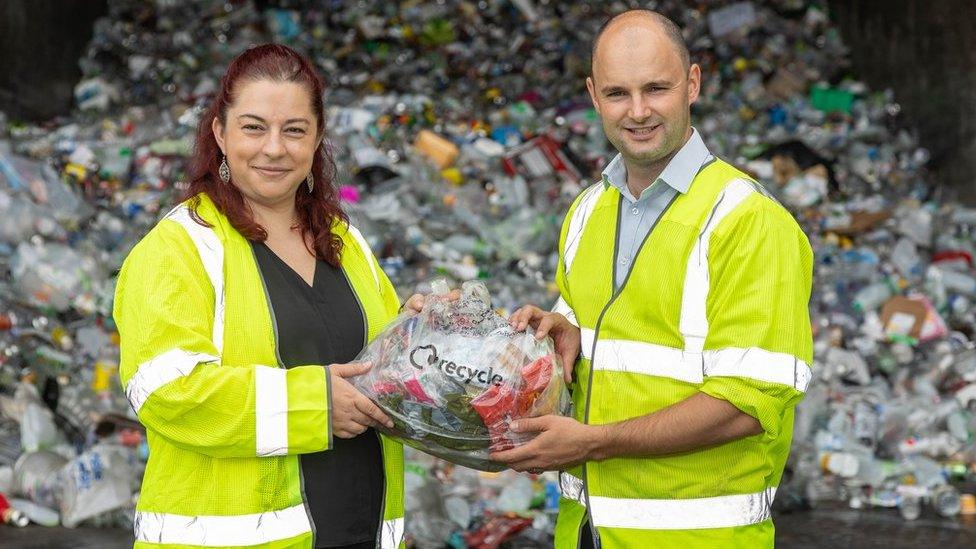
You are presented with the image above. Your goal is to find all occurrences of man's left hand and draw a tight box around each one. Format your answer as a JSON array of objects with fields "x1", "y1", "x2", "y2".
[{"x1": 489, "y1": 415, "x2": 603, "y2": 472}]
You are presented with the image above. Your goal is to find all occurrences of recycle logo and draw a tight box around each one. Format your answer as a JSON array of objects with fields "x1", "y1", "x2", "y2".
[
  {"x1": 408, "y1": 343, "x2": 505, "y2": 387},
  {"x1": 409, "y1": 345, "x2": 439, "y2": 370}
]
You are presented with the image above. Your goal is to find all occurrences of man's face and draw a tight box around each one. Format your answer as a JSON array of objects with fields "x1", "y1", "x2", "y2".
[{"x1": 587, "y1": 26, "x2": 700, "y2": 169}]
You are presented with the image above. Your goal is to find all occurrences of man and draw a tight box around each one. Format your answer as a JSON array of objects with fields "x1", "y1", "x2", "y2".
[{"x1": 494, "y1": 9, "x2": 813, "y2": 549}]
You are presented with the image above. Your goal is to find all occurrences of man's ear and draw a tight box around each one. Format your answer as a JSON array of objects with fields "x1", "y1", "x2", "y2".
[
  {"x1": 586, "y1": 77, "x2": 601, "y2": 115},
  {"x1": 687, "y1": 64, "x2": 701, "y2": 105}
]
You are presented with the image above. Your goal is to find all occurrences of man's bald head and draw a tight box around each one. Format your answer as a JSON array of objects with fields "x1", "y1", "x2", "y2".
[{"x1": 590, "y1": 10, "x2": 690, "y2": 76}]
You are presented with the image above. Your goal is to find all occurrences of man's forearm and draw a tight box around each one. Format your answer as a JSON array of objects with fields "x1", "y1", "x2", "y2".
[{"x1": 586, "y1": 392, "x2": 763, "y2": 461}]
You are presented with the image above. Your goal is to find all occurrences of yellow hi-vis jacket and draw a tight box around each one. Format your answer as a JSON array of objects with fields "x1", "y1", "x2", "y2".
[
  {"x1": 552, "y1": 159, "x2": 813, "y2": 548},
  {"x1": 114, "y1": 194, "x2": 405, "y2": 548}
]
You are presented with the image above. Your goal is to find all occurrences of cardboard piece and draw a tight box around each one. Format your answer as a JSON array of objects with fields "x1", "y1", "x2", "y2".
[
  {"x1": 829, "y1": 210, "x2": 892, "y2": 235},
  {"x1": 766, "y1": 68, "x2": 808, "y2": 101},
  {"x1": 879, "y1": 296, "x2": 928, "y2": 340}
]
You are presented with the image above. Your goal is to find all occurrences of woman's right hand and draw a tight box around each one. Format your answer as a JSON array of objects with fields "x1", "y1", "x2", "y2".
[{"x1": 328, "y1": 362, "x2": 394, "y2": 438}]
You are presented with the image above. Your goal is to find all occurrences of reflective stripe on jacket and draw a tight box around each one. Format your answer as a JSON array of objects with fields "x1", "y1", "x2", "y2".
[
  {"x1": 115, "y1": 194, "x2": 405, "y2": 548},
  {"x1": 552, "y1": 159, "x2": 813, "y2": 549}
]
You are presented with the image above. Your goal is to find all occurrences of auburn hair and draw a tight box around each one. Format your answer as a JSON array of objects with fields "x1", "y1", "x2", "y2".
[{"x1": 183, "y1": 43, "x2": 347, "y2": 266}]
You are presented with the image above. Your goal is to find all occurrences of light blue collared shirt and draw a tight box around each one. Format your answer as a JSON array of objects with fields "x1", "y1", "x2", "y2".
[{"x1": 602, "y1": 128, "x2": 714, "y2": 290}]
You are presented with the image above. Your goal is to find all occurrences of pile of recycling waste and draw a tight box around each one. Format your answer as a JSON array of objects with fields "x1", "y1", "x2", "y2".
[{"x1": 1, "y1": 0, "x2": 975, "y2": 543}]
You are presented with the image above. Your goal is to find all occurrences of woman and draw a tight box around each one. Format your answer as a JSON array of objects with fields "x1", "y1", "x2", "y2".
[{"x1": 114, "y1": 44, "x2": 418, "y2": 549}]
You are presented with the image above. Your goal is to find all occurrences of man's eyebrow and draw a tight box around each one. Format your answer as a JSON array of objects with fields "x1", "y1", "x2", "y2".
[
  {"x1": 237, "y1": 114, "x2": 310, "y2": 125},
  {"x1": 600, "y1": 80, "x2": 674, "y2": 94},
  {"x1": 642, "y1": 80, "x2": 675, "y2": 89}
]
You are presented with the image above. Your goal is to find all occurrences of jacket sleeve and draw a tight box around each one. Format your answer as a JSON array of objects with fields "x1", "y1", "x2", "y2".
[
  {"x1": 698, "y1": 196, "x2": 814, "y2": 441},
  {"x1": 114, "y1": 220, "x2": 332, "y2": 458}
]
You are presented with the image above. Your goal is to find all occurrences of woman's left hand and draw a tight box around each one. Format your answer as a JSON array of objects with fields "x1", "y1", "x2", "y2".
[{"x1": 401, "y1": 289, "x2": 461, "y2": 314}]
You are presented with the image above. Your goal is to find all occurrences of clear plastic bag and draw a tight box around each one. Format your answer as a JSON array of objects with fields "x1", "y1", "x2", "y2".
[{"x1": 353, "y1": 280, "x2": 571, "y2": 471}]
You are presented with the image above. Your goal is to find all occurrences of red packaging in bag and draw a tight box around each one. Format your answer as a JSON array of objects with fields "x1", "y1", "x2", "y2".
[{"x1": 471, "y1": 355, "x2": 556, "y2": 451}]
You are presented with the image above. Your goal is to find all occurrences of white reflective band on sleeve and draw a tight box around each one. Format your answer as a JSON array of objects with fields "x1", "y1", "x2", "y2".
[
  {"x1": 552, "y1": 297, "x2": 579, "y2": 328},
  {"x1": 590, "y1": 339, "x2": 705, "y2": 384},
  {"x1": 380, "y1": 516, "x2": 405, "y2": 549},
  {"x1": 134, "y1": 503, "x2": 311, "y2": 546},
  {"x1": 580, "y1": 334, "x2": 809, "y2": 390},
  {"x1": 125, "y1": 349, "x2": 219, "y2": 413},
  {"x1": 255, "y1": 366, "x2": 289, "y2": 456},
  {"x1": 166, "y1": 206, "x2": 226, "y2": 354},
  {"x1": 559, "y1": 471, "x2": 585, "y2": 505},
  {"x1": 704, "y1": 347, "x2": 813, "y2": 392},
  {"x1": 347, "y1": 224, "x2": 380, "y2": 289},
  {"x1": 563, "y1": 183, "x2": 605, "y2": 277},
  {"x1": 679, "y1": 179, "x2": 756, "y2": 353}
]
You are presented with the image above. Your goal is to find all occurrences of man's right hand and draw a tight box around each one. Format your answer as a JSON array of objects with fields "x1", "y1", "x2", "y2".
[
  {"x1": 328, "y1": 362, "x2": 394, "y2": 439},
  {"x1": 509, "y1": 305, "x2": 581, "y2": 384}
]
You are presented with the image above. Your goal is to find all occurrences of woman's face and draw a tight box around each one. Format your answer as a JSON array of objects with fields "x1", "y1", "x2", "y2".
[{"x1": 212, "y1": 79, "x2": 319, "y2": 210}]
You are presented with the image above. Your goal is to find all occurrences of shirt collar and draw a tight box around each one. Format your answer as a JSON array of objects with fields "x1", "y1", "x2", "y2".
[{"x1": 601, "y1": 127, "x2": 712, "y2": 198}]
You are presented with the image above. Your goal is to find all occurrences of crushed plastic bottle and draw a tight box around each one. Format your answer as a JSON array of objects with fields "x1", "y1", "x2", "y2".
[{"x1": 0, "y1": 492, "x2": 29, "y2": 527}]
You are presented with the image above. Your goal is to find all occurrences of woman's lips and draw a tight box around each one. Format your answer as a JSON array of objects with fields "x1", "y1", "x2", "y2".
[{"x1": 252, "y1": 166, "x2": 291, "y2": 178}]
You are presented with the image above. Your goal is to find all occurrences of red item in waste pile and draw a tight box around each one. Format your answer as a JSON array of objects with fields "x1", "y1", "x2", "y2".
[
  {"x1": 0, "y1": 492, "x2": 28, "y2": 526},
  {"x1": 464, "y1": 513, "x2": 534, "y2": 549},
  {"x1": 932, "y1": 250, "x2": 973, "y2": 269}
]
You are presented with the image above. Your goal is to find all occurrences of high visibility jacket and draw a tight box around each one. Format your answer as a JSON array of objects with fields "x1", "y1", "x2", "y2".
[
  {"x1": 114, "y1": 194, "x2": 405, "y2": 549},
  {"x1": 551, "y1": 159, "x2": 813, "y2": 548}
]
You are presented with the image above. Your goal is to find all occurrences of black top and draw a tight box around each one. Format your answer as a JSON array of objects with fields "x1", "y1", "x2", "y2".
[{"x1": 251, "y1": 242, "x2": 385, "y2": 549}]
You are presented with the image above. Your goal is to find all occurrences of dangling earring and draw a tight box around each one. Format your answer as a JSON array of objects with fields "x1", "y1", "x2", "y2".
[
  {"x1": 306, "y1": 172, "x2": 314, "y2": 193},
  {"x1": 218, "y1": 155, "x2": 231, "y2": 184}
]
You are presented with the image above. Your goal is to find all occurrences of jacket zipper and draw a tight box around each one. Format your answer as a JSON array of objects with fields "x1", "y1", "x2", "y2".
[
  {"x1": 373, "y1": 430, "x2": 389, "y2": 549},
  {"x1": 578, "y1": 191, "x2": 680, "y2": 549},
  {"x1": 250, "y1": 245, "x2": 317, "y2": 545}
]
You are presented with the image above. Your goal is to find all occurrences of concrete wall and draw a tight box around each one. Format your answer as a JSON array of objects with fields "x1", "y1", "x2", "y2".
[
  {"x1": 828, "y1": 0, "x2": 976, "y2": 204},
  {"x1": 0, "y1": 0, "x2": 107, "y2": 121}
]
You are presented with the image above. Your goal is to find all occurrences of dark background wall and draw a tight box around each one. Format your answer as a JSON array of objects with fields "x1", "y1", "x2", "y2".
[
  {"x1": 0, "y1": 0, "x2": 108, "y2": 121},
  {"x1": 828, "y1": 0, "x2": 976, "y2": 204},
  {"x1": 0, "y1": 1, "x2": 973, "y2": 202}
]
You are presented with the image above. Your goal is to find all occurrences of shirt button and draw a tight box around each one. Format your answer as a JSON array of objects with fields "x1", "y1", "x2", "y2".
[
  {"x1": 620, "y1": 257, "x2": 630, "y2": 264},
  {"x1": 632, "y1": 207, "x2": 639, "y2": 215}
]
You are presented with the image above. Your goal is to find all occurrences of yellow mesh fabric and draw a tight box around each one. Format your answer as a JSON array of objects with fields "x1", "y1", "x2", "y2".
[
  {"x1": 704, "y1": 193, "x2": 814, "y2": 362},
  {"x1": 115, "y1": 195, "x2": 405, "y2": 545},
  {"x1": 552, "y1": 160, "x2": 812, "y2": 548},
  {"x1": 701, "y1": 192, "x2": 813, "y2": 440}
]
